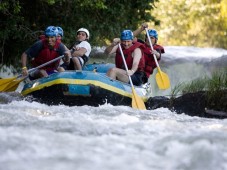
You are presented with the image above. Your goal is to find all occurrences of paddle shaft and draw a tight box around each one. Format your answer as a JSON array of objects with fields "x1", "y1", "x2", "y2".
[
  {"x1": 0, "y1": 54, "x2": 65, "y2": 92},
  {"x1": 118, "y1": 44, "x2": 146, "y2": 110},
  {"x1": 118, "y1": 44, "x2": 134, "y2": 88},
  {"x1": 18, "y1": 55, "x2": 65, "y2": 78},
  {"x1": 27, "y1": 55, "x2": 65, "y2": 74}
]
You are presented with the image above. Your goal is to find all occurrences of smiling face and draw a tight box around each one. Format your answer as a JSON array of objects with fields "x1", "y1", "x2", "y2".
[
  {"x1": 76, "y1": 31, "x2": 87, "y2": 41},
  {"x1": 121, "y1": 40, "x2": 133, "y2": 49},
  {"x1": 45, "y1": 36, "x2": 57, "y2": 47}
]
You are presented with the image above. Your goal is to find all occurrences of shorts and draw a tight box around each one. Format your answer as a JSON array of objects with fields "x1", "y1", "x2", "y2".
[
  {"x1": 61, "y1": 55, "x2": 88, "y2": 70},
  {"x1": 130, "y1": 71, "x2": 147, "y2": 86}
]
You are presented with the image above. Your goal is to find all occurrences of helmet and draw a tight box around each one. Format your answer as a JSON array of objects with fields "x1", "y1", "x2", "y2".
[
  {"x1": 56, "y1": 26, "x2": 64, "y2": 37},
  {"x1": 148, "y1": 29, "x2": 158, "y2": 39},
  {"x1": 120, "y1": 30, "x2": 134, "y2": 40},
  {"x1": 45, "y1": 26, "x2": 58, "y2": 37},
  {"x1": 77, "y1": 28, "x2": 90, "y2": 39}
]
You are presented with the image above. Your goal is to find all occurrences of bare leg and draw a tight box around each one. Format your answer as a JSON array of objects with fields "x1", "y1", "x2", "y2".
[
  {"x1": 57, "y1": 67, "x2": 65, "y2": 72},
  {"x1": 72, "y1": 57, "x2": 82, "y2": 70},
  {"x1": 39, "y1": 69, "x2": 48, "y2": 77},
  {"x1": 107, "y1": 67, "x2": 129, "y2": 83}
]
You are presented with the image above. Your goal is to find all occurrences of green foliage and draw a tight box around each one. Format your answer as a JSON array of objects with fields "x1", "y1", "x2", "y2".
[
  {"x1": 151, "y1": 0, "x2": 227, "y2": 48},
  {"x1": 0, "y1": 0, "x2": 158, "y2": 67},
  {"x1": 182, "y1": 77, "x2": 209, "y2": 93}
]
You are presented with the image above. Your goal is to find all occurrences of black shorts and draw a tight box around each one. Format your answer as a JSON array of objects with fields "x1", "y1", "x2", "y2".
[{"x1": 130, "y1": 71, "x2": 147, "y2": 86}]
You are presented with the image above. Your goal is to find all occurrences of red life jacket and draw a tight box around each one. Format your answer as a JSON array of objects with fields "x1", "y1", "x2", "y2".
[
  {"x1": 32, "y1": 39, "x2": 61, "y2": 72},
  {"x1": 115, "y1": 42, "x2": 145, "y2": 72},
  {"x1": 143, "y1": 43, "x2": 165, "y2": 78}
]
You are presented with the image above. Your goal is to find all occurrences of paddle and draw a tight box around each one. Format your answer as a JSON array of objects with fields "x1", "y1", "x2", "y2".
[
  {"x1": 145, "y1": 28, "x2": 170, "y2": 90},
  {"x1": 0, "y1": 54, "x2": 65, "y2": 92},
  {"x1": 118, "y1": 44, "x2": 146, "y2": 110}
]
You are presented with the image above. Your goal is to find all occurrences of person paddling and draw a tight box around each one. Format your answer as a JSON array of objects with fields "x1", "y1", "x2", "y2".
[
  {"x1": 21, "y1": 26, "x2": 71, "y2": 80},
  {"x1": 104, "y1": 30, "x2": 146, "y2": 86},
  {"x1": 133, "y1": 23, "x2": 165, "y2": 83}
]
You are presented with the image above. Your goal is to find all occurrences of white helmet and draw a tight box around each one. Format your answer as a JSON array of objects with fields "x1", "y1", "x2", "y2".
[{"x1": 77, "y1": 28, "x2": 90, "y2": 40}]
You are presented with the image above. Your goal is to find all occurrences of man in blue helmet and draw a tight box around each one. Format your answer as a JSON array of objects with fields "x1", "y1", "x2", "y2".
[
  {"x1": 39, "y1": 26, "x2": 64, "y2": 42},
  {"x1": 104, "y1": 30, "x2": 146, "y2": 86},
  {"x1": 21, "y1": 26, "x2": 71, "y2": 80},
  {"x1": 133, "y1": 23, "x2": 165, "y2": 83}
]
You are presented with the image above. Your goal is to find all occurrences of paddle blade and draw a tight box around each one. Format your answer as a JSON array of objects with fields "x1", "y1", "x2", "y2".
[
  {"x1": 0, "y1": 77, "x2": 17, "y2": 92},
  {"x1": 131, "y1": 88, "x2": 146, "y2": 110},
  {"x1": 156, "y1": 70, "x2": 170, "y2": 90},
  {"x1": 0, "y1": 77, "x2": 24, "y2": 92}
]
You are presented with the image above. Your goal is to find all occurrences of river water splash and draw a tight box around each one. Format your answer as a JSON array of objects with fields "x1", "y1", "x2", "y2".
[
  {"x1": 0, "y1": 100, "x2": 227, "y2": 170},
  {"x1": 1, "y1": 46, "x2": 227, "y2": 170}
]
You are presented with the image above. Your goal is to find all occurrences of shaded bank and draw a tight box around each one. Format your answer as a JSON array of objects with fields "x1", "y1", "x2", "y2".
[{"x1": 146, "y1": 90, "x2": 227, "y2": 119}]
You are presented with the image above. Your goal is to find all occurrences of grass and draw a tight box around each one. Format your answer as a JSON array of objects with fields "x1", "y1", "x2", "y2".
[
  {"x1": 171, "y1": 68, "x2": 227, "y2": 111},
  {"x1": 172, "y1": 68, "x2": 227, "y2": 96}
]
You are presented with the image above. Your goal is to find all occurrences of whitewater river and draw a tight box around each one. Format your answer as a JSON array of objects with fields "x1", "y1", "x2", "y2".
[{"x1": 0, "y1": 46, "x2": 227, "y2": 170}]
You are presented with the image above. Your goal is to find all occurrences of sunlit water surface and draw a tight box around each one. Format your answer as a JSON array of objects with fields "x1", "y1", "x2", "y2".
[{"x1": 1, "y1": 46, "x2": 227, "y2": 170}]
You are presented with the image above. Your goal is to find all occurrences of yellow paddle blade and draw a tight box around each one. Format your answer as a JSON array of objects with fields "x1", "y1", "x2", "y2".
[
  {"x1": 0, "y1": 77, "x2": 17, "y2": 85},
  {"x1": 0, "y1": 77, "x2": 24, "y2": 92},
  {"x1": 131, "y1": 88, "x2": 146, "y2": 110},
  {"x1": 156, "y1": 69, "x2": 171, "y2": 90},
  {"x1": 4, "y1": 79, "x2": 24, "y2": 92},
  {"x1": 0, "y1": 77, "x2": 17, "y2": 92}
]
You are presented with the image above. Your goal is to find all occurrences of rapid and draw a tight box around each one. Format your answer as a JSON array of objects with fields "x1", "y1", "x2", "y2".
[{"x1": 0, "y1": 46, "x2": 227, "y2": 170}]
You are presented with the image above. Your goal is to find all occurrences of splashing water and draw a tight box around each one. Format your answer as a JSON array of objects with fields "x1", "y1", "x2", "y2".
[{"x1": 0, "y1": 46, "x2": 227, "y2": 170}]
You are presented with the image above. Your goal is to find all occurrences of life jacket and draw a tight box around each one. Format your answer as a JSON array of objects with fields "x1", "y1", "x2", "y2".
[
  {"x1": 70, "y1": 41, "x2": 89, "y2": 64},
  {"x1": 143, "y1": 43, "x2": 165, "y2": 78},
  {"x1": 115, "y1": 42, "x2": 145, "y2": 72},
  {"x1": 31, "y1": 39, "x2": 61, "y2": 72}
]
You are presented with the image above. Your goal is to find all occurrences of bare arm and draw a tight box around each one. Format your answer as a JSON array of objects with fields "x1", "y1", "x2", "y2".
[
  {"x1": 72, "y1": 47, "x2": 87, "y2": 57},
  {"x1": 133, "y1": 23, "x2": 148, "y2": 37},
  {"x1": 21, "y1": 52, "x2": 28, "y2": 76},
  {"x1": 104, "y1": 38, "x2": 120, "y2": 55}
]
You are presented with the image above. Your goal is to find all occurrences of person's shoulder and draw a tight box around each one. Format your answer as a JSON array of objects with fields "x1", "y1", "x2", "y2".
[
  {"x1": 81, "y1": 40, "x2": 91, "y2": 45},
  {"x1": 81, "y1": 41, "x2": 91, "y2": 48},
  {"x1": 30, "y1": 40, "x2": 43, "y2": 49},
  {"x1": 34, "y1": 40, "x2": 43, "y2": 45},
  {"x1": 137, "y1": 39, "x2": 145, "y2": 44},
  {"x1": 59, "y1": 42, "x2": 65, "y2": 47}
]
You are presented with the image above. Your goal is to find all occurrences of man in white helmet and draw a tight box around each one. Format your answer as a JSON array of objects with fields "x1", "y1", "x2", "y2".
[{"x1": 64, "y1": 28, "x2": 91, "y2": 70}]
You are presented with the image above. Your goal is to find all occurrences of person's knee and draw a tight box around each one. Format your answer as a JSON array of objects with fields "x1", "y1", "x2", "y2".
[
  {"x1": 72, "y1": 57, "x2": 79, "y2": 63},
  {"x1": 58, "y1": 67, "x2": 65, "y2": 72},
  {"x1": 72, "y1": 57, "x2": 82, "y2": 70},
  {"x1": 109, "y1": 67, "x2": 117, "y2": 73},
  {"x1": 40, "y1": 69, "x2": 48, "y2": 77}
]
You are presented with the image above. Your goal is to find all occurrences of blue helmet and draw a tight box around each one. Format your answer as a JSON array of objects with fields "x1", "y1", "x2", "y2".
[
  {"x1": 120, "y1": 30, "x2": 134, "y2": 40},
  {"x1": 148, "y1": 29, "x2": 158, "y2": 39},
  {"x1": 45, "y1": 26, "x2": 58, "y2": 37},
  {"x1": 56, "y1": 26, "x2": 64, "y2": 37}
]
